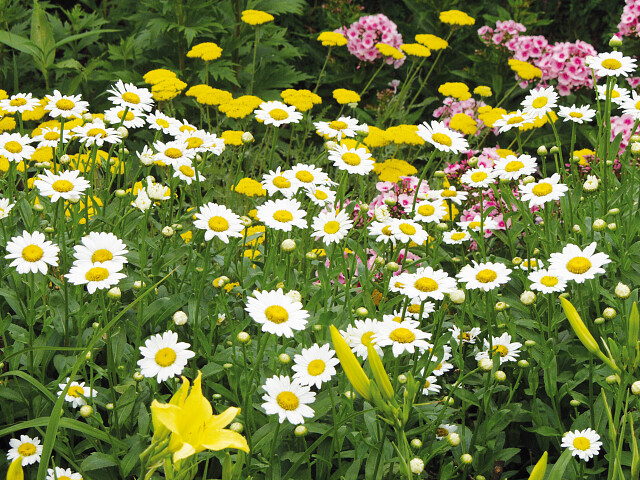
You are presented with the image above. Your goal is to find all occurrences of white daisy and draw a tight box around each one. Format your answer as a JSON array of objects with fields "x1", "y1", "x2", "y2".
[
  {"x1": 460, "y1": 167, "x2": 498, "y2": 188},
  {"x1": 46, "y1": 467, "x2": 83, "y2": 480},
  {"x1": 342, "y1": 318, "x2": 385, "y2": 360},
  {"x1": 147, "y1": 110, "x2": 180, "y2": 133},
  {"x1": 457, "y1": 214, "x2": 500, "y2": 233},
  {"x1": 548, "y1": 242, "x2": 611, "y2": 283},
  {"x1": 493, "y1": 154, "x2": 537, "y2": 181},
  {"x1": 57, "y1": 377, "x2": 97, "y2": 408},
  {"x1": 493, "y1": 110, "x2": 535, "y2": 133},
  {"x1": 368, "y1": 220, "x2": 397, "y2": 245},
  {"x1": 6, "y1": 435, "x2": 42, "y2": 466},
  {"x1": 305, "y1": 185, "x2": 337, "y2": 206},
  {"x1": 72, "y1": 121, "x2": 122, "y2": 147},
  {"x1": 430, "y1": 186, "x2": 469, "y2": 205},
  {"x1": 168, "y1": 119, "x2": 198, "y2": 137},
  {"x1": 104, "y1": 105, "x2": 147, "y2": 129},
  {"x1": 137, "y1": 331, "x2": 195, "y2": 383},
  {"x1": 131, "y1": 188, "x2": 152, "y2": 212},
  {"x1": 521, "y1": 86, "x2": 558, "y2": 118},
  {"x1": 34, "y1": 170, "x2": 90, "y2": 202},
  {"x1": 255, "y1": 100, "x2": 303, "y2": 127},
  {"x1": 449, "y1": 325, "x2": 481, "y2": 344},
  {"x1": 404, "y1": 302, "x2": 436, "y2": 320},
  {"x1": 292, "y1": 343, "x2": 340, "y2": 389},
  {"x1": 73, "y1": 231, "x2": 128, "y2": 266},
  {"x1": 561, "y1": 428, "x2": 602, "y2": 461},
  {"x1": 475, "y1": 332, "x2": 522, "y2": 364},
  {"x1": 311, "y1": 209, "x2": 353, "y2": 244},
  {"x1": 390, "y1": 218, "x2": 429, "y2": 245},
  {"x1": 5, "y1": 231, "x2": 59, "y2": 275},
  {"x1": 153, "y1": 140, "x2": 195, "y2": 167},
  {"x1": 107, "y1": 80, "x2": 154, "y2": 112},
  {"x1": 375, "y1": 321, "x2": 432, "y2": 357},
  {"x1": 456, "y1": 261, "x2": 512, "y2": 292},
  {"x1": 261, "y1": 375, "x2": 315, "y2": 425},
  {"x1": 519, "y1": 258, "x2": 544, "y2": 271},
  {"x1": 436, "y1": 424, "x2": 457, "y2": 440},
  {"x1": 256, "y1": 198, "x2": 308, "y2": 232},
  {"x1": 429, "y1": 355, "x2": 454, "y2": 377},
  {"x1": 421, "y1": 375, "x2": 441, "y2": 395},
  {"x1": 406, "y1": 199, "x2": 446, "y2": 223},
  {"x1": 442, "y1": 230, "x2": 472, "y2": 245},
  {"x1": 620, "y1": 91, "x2": 640, "y2": 119},
  {"x1": 290, "y1": 163, "x2": 333, "y2": 187},
  {"x1": 596, "y1": 84, "x2": 630, "y2": 105},
  {"x1": 0, "y1": 92, "x2": 39, "y2": 113},
  {"x1": 519, "y1": 173, "x2": 568, "y2": 208},
  {"x1": 0, "y1": 198, "x2": 15, "y2": 220},
  {"x1": 586, "y1": 51, "x2": 636, "y2": 77},
  {"x1": 0, "y1": 133, "x2": 35, "y2": 163},
  {"x1": 44, "y1": 90, "x2": 89, "y2": 118},
  {"x1": 401, "y1": 266, "x2": 457, "y2": 302},
  {"x1": 262, "y1": 167, "x2": 299, "y2": 198},
  {"x1": 328, "y1": 144, "x2": 375, "y2": 175},
  {"x1": 557, "y1": 104, "x2": 596, "y2": 124},
  {"x1": 65, "y1": 261, "x2": 127, "y2": 294},
  {"x1": 416, "y1": 120, "x2": 469, "y2": 154},
  {"x1": 172, "y1": 158, "x2": 205, "y2": 184},
  {"x1": 528, "y1": 269, "x2": 568, "y2": 294},
  {"x1": 245, "y1": 288, "x2": 309, "y2": 338},
  {"x1": 31, "y1": 127, "x2": 63, "y2": 149},
  {"x1": 314, "y1": 116, "x2": 363, "y2": 141},
  {"x1": 177, "y1": 129, "x2": 225, "y2": 155},
  {"x1": 193, "y1": 202, "x2": 243, "y2": 243}
]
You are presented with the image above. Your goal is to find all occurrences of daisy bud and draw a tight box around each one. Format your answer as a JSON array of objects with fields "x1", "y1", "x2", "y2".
[
  {"x1": 606, "y1": 374, "x2": 620, "y2": 385},
  {"x1": 306, "y1": 251, "x2": 318, "y2": 260},
  {"x1": 436, "y1": 222, "x2": 449, "y2": 231},
  {"x1": 533, "y1": 247, "x2": 541, "y2": 255},
  {"x1": 411, "y1": 438, "x2": 422, "y2": 449},
  {"x1": 223, "y1": 363, "x2": 233, "y2": 370},
  {"x1": 42, "y1": 226, "x2": 54, "y2": 234},
  {"x1": 279, "y1": 353, "x2": 291, "y2": 364},
  {"x1": 572, "y1": 155, "x2": 581, "y2": 163},
  {"x1": 570, "y1": 399, "x2": 581, "y2": 406},
  {"x1": 347, "y1": 102, "x2": 358, "y2": 109},
  {"x1": 603, "y1": 307, "x2": 616, "y2": 319},
  {"x1": 357, "y1": 124, "x2": 369, "y2": 135},
  {"x1": 518, "y1": 359, "x2": 529, "y2": 368},
  {"x1": 114, "y1": 189, "x2": 127, "y2": 198},
  {"x1": 117, "y1": 126, "x2": 128, "y2": 138},
  {"x1": 281, "y1": 238, "x2": 296, "y2": 252},
  {"x1": 631, "y1": 143, "x2": 640, "y2": 155},
  {"x1": 374, "y1": 205, "x2": 390, "y2": 222},
  {"x1": 467, "y1": 156, "x2": 478, "y2": 167},
  {"x1": 195, "y1": 267, "x2": 204, "y2": 273},
  {"x1": 325, "y1": 140, "x2": 338, "y2": 151},
  {"x1": 313, "y1": 324, "x2": 323, "y2": 331},
  {"x1": 522, "y1": 175, "x2": 536, "y2": 185},
  {"x1": 134, "y1": 372, "x2": 144, "y2": 381},
  {"x1": 494, "y1": 370, "x2": 506, "y2": 382},
  {"x1": 237, "y1": 331, "x2": 251, "y2": 344},
  {"x1": 59, "y1": 153, "x2": 71, "y2": 164},
  {"x1": 398, "y1": 374, "x2": 407, "y2": 384},
  {"x1": 33, "y1": 203, "x2": 44, "y2": 212},
  {"x1": 610, "y1": 35, "x2": 623, "y2": 47},
  {"x1": 213, "y1": 276, "x2": 230, "y2": 288},
  {"x1": 537, "y1": 145, "x2": 548, "y2": 156},
  {"x1": 105, "y1": 287, "x2": 121, "y2": 300},
  {"x1": 632, "y1": 381, "x2": 640, "y2": 395},
  {"x1": 478, "y1": 358, "x2": 494, "y2": 371},
  {"x1": 240, "y1": 215, "x2": 252, "y2": 227},
  {"x1": 195, "y1": 154, "x2": 203, "y2": 163},
  {"x1": 549, "y1": 146, "x2": 559, "y2": 155},
  {"x1": 344, "y1": 390, "x2": 355, "y2": 399},
  {"x1": 572, "y1": 224, "x2": 581, "y2": 233},
  {"x1": 172, "y1": 310, "x2": 188, "y2": 326},
  {"x1": 230, "y1": 422, "x2": 243, "y2": 433},
  {"x1": 133, "y1": 280, "x2": 145, "y2": 290},
  {"x1": 512, "y1": 256, "x2": 523, "y2": 265},
  {"x1": 106, "y1": 403, "x2": 114, "y2": 410},
  {"x1": 93, "y1": 322, "x2": 100, "y2": 329},
  {"x1": 451, "y1": 256, "x2": 462, "y2": 263},
  {"x1": 162, "y1": 226, "x2": 174, "y2": 237},
  {"x1": 449, "y1": 289, "x2": 465, "y2": 304},
  {"x1": 410, "y1": 458, "x2": 425, "y2": 474},
  {"x1": 592, "y1": 219, "x2": 606, "y2": 231},
  {"x1": 583, "y1": 175, "x2": 599, "y2": 192},
  {"x1": 434, "y1": 170, "x2": 445, "y2": 178},
  {"x1": 359, "y1": 202, "x2": 369, "y2": 211},
  {"x1": 294, "y1": 425, "x2": 308, "y2": 437},
  {"x1": 276, "y1": 281, "x2": 285, "y2": 289},
  {"x1": 241, "y1": 132, "x2": 254, "y2": 143},
  {"x1": 384, "y1": 197, "x2": 397, "y2": 206},
  {"x1": 609, "y1": 207, "x2": 620, "y2": 215},
  {"x1": 461, "y1": 453, "x2": 473, "y2": 464},
  {"x1": 286, "y1": 290, "x2": 302, "y2": 303},
  {"x1": 374, "y1": 256, "x2": 385, "y2": 266},
  {"x1": 212, "y1": 393, "x2": 222, "y2": 399},
  {"x1": 615, "y1": 282, "x2": 631, "y2": 299},
  {"x1": 386, "y1": 261, "x2": 400, "y2": 272},
  {"x1": 356, "y1": 307, "x2": 369, "y2": 318},
  {"x1": 495, "y1": 301, "x2": 507, "y2": 311},
  {"x1": 594, "y1": 317, "x2": 605, "y2": 325},
  {"x1": 477, "y1": 476, "x2": 486, "y2": 480},
  {"x1": 447, "y1": 432, "x2": 461, "y2": 446},
  {"x1": 606, "y1": 160, "x2": 614, "y2": 166},
  {"x1": 520, "y1": 291, "x2": 536, "y2": 305},
  {"x1": 79, "y1": 405, "x2": 93, "y2": 417},
  {"x1": 608, "y1": 222, "x2": 617, "y2": 231}
]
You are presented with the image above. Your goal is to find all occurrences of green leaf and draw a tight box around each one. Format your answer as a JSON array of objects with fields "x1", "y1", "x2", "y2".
[
  {"x1": 81, "y1": 452, "x2": 119, "y2": 471},
  {"x1": 548, "y1": 448, "x2": 572, "y2": 480},
  {"x1": 0, "y1": 29, "x2": 42, "y2": 58},
  {"x1": 0, "y1": 371, "x2": 57, "y2": 404}
]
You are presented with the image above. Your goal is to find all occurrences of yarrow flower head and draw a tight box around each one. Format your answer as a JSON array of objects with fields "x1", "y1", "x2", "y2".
[
  {"x1": 241, "y1": 9, "x2": 274, "y2": 25},
  {"x1": 440, "y1": 10, "x2": 475, "y2": 26},
  {"x1": 187, "y1": 42, "x2": 223, "y2": 61}
]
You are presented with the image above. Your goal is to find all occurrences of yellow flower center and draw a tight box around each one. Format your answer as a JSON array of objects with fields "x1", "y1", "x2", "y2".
[
  {"x1": 156, "y1": 119, "x2": 170, "y2": 128},
  {"x1": 165, "y1": 148, "x2": 182, "y2": 159},
  {"x1": 276, "y1": 391, "x2": 299, "y2": 410},
  {"x1": 87, "y1": 128, "x2": 107, "y2": 138},
  {"x1": 461, "y1": 332, "x2": 471, "y2": 341},
  {"x1": 476, "y1": 269, "x2": 498, "y2": 283},
  {"x1": 470, "y1": 172, "x2": 488, "y2": 183},
  {"x1": 573, "y1": 437, "x2": 591, "y2": 451},
  {"x1": 273, "y1": 176, "x2": 291, "y2": 188},
  {"x1": 436, "y1": 428, "x2": 449, "y2": 437},
  {"x1": 424, "y1": 379, "x2": 431, "y2": 388},
  {"x1": 180, "y1": 125, "x2": 196, "y2": 133},
  {"x1": 265, "y1": 305, "x2": 289, "y2": 324},
  {"x1": 602, "y1": 58, "x2": 622, "y2": 70},
  {"x1": 56, "y1": 99, "x2": 75, "y2": 110},
  {"x1": 155, "y1": 347, "x2": 177, "y2": 367},
  {"x1": 44, "y1": 131, "x2": 60, "y2": 141},
  {"x1": 432, "y1": 132, "x2": 452, "y2": 146},
  {"x1": 273, "y1": 210, "x2": 293, "y2": 223},
  {"x1": 399, "y1": 223, "x2": 416, "y2": 235},
  {"x1": 67, "y1": 385, "x2": 85, "y2": 397},
  {"x1": 91, "y1": 249, "x2": 113, "y2": 263},
  {"x1": 5, "y1": 141, "x2": 23, "y2": 153},
  {"x1": 10, "y1": 98, "x2": 27, "y2": 106},
  {"x1": 85, "y1": 267, "x2": 110, "y2": 282},
  {"x1": 122, "y1": 92, "x2": 141, "y2": 104},
  {"x1": 407, "y1": 304, "x2": 421, "y2": 313},
  {"x1": 492, "y1": 344, "x2": 509, "y2": 357},
  {"x1": 566, "y1": 256, "x2": 592, "y2": 274},
  {"x1": 612, "y1": 90, "x2": 620, "y2": 98},
  {"x1": 524, "y1": 259, "x2": 537, "y2": 268},
  {"x1": 507, "y1": 116, "x2": 524, "y2": 124},
  {"x1": 324, "y1": 220, "x2": 341, "y2": 234},
  {"x1": 22, "y1": 244, "x2": 44, "y2": 262},
  {"x1": 569, "y1": 112, "x2": 584, "y2": 118},
  {"x1": 307, "y1": 359, "x2": 326, "y2": 376},
  {"x1": 381, "y1": 225, "x2": 393, "y2": 236},
  {"x1": 52, "y1": 179, "x2": 74, "y2": 192},
  {"x1": 531, "y1": 97, "x2": 548, "y2": 109},
  {"x1": 361, "y1": 331, "x2": 375, "y2": 346},
  {"x1": 540, "y1": 275, "x2": 558, "y2": 287},
  {"x1": 469, "y1": 221, "x2": 481, "y2": 229},
  {"x1": 415, "y1": 277, "x2": 438, "y2": 292},
  {"x1": 532, "y1": 183, "x2": 552, "y2": 196},
  {"x1": 17, "y1": 443, "x2": 36, "y2": 457},
  {"x1": 417, "y1": 204, "x2": 435, "y2": 216},
  {"x1": 314, "y1": 190, "x2": 328, "y2": 200},
  {"x1": 118, "y1": 110, "x2": 135, "y2": 121},
  {"x1": 179, "y1": 165, "x2": 195, "y2": 177},
  {"x1": 295, "y1": 171, "x2": 314, "y2": 183},
  {"x1": 208, "y1": 216, "x2": 229, "y2": 232},
  {"x1": 389, "y1": 327, "x2": 416, "y2": 343},
  {"x1": 441, "y1": 189, "x2": 457, "y2": 198},
  {"x1": 329, "y1": 120, "x2": 348, "y2": 130},
  {"x1": 186, "y1": 137, "x2": 204, "y2": 149},
  {"x1": 451, "y1": 232, "x2": 466, "y2": 241},
  {"x1": 269, "y1": 108, "x2": 289, "y2": 121},
  {"x1": 505, "y1": 160, "x2": 524, "y2": 172},
  {"x1": 58, "y1": 477, "x2": 71, "y2": 480},
  {"x1": 342, "y1": 152, "x2": 361, "y2": 166}
]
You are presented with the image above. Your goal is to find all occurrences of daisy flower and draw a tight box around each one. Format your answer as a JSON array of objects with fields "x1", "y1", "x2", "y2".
[
  {"x1": 5, "y1": 231, "x2": 59, "y2": 274},
  {"x1": 561, "y1": 428, "x2": 602, "y2": 461},
  {"x1": 57, "y1": 377, "x2": 97, "y2": 408},
  {"x1": 457, "y1": 215, "x2": 500, "y2": 233},
  {"x1": 34, "y1": 170, "x2": 90, "y2": 202},
  {"x1": 72, "y1": 120, "x2": 122, "y2": 147},
  {"x1": 328, "y1": 144, "x2": 375, "y2": 175},
  {"x1": 137, "y1": 331, "x2": 195, "y2": 383},
  {"x1": 193, "y1": 202, "x2": 243, "y2": 243},
  {"x1": 256, "y1": 198, "x2": 308, "y2": 232},
  {"x1": 375, "y1": 321, "x2": 432, "y2": 357},
  {"x1": 416, "y1": 120, "x2": 469, "y2": 154},
  {"x1": 521, "y1": 86, "x2": 558, "y2": 118},
  {"x1": 528, "y1": 268, "x2": 568, "y2": 294},
  {"x1": 401, "y1": 266, "x2": 457, "y2": 302},
  {"x1": 449, "y1": 325, "x2": 482, "y2": 344},
  {"x1": 314, "y1": 116, "x2": 363, "y2": 141},
  {"x1": 421, "y1": 375, "x2": 441, "y2": 395},
  {"x1": 342, "y1": 318, "x2": 384, "y2": 360},
  {"x1": 169, "y1": 119, "x2": 198, "y2": 137},
  {"x1": 0, "y1": 92, "x2": 39, "y2": 113},
  {"x1": 390, "y1": 218, "x2": 428, "y2": 245},
  {"x1": 0, "y1": 132, "x2": 35, "y2": 163},
  {"x1": 430, "y1": 355, "x2": 454, "y2": 376},
  {"x1": 46, "y1": 467, "x2": 83, "y2": 480},
  {"x1": 586, "y1": 51, "x2": 636, "y2": 77},
  {"x1": 456, "y1": 261, "x2": 512, "y2": 292},
  {"x1": 367, "y1": 221, "x2": 397, "y2": 245},
  {"x1": 493, "y1": 154, "x2": 537, "y2": 181},
  {"x1": 254, "y1": 100, "x2": 303, "y2": 127},
  {"x1": 475, "y1": 332, "x2": 522, "y2": 364},
  {"x1": 147, "y1": 110, "x2": 179, "y2": 133},
  {"x1": 311, "y1": 209, "x2": 353, "y2": 244},
  {"x1": 404, "y1": 301, "x2": 436, "y2": 320},
  {"x1": 460, "y1": 167, "x2": 498, "y2": 188},
  {"x1": 519, "y1": 173, "x2": 568, "y2": 208},
  {"x1": 493, "y1": 110, "x2": 535, "y2": 133},
  {"x1": 107, "y1": 80, "x2": 154, "y2": 112},
  {"x1": 620, "y1": 91, "x2": 640, "y2": 120},
  {"x1": 44, "y1": 90, "x2": 89, "y2": 118},
  {"x1": 245, "y1": 288, "x2": 309, "y2": 337},
  {"x1": 382, "y1": 312, "x2": 420, "y2": 327},
  {"x1": 0, "y1": 198, "x2": 15, "y2": 220},
  {"x1": 177, "y1": 130, "x2": 225, "y2": 155},
  {"x1": 430, "y1": 186, "x2": 469, "y2": 205},
  {"x1": 6, "y1": 435, "x2": 42, "y2": 466},
  {"x1": 65, "y1": 261, "x2": 127, "y2": 294},
  {"x1": 262, "y1": 167, "x2": 299, "y2": 198},
  {"x1": 292, "y1": 343, "x2": 340, "y2": 388},
  {"x1": 73, "y1": 232, "x2": 128, "y2": 266},
  {"x1": 153, "y1": 140, "x2": 195, "y2": 167},
  {"x1": 261, "y1": 375, "x2": 315, "y2": 425},
  {"x1": 436, "y1": 424, "x2": 457, "y2": 440},
  {"x1": 557, "y1": 104, "x2": 596, "y2": 124},
  {"x1": 406, "y1": 200, "x2": 446, "y2": 223},
  {"x1": 172, "y1": 158, "x2": 205, "y2": 184},
  {"x1": 104, "y1": 105, "x2": 147, "y2": 129},
  {"x1": 548, "y1": 242, "x2": 611, "y2": 283},
  {"x1": 519, "y1": 258, "x2": 544, "y2": 271},
  {"x1": 290, "y1": 163, "x2": 333, "y2": 187},
  {"x1": 442, "y1": 230, "x2": 471, "y2": 245},
  {"x1": 305, "y1": 185, "x2": 337, "y2": 207},
  {"x1": 31, "y1": 127, "x2": 63, "y2": 149},
  {"x1": 596, "y1": 84, "x2": 630, "y2": 105}
]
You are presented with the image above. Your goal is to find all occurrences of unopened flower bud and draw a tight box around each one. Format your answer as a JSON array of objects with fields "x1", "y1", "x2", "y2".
[
  {"x1": 374, "y1": 256, "x2": 385, "y2": 266},
  {"x1": 570, "y1": 399, "x2": 581, "y2": 407},
  {"x1": 512, "y1": 256, "x2": 523, "y2": 265},
  {"x1": 240, "y1": 215, "x2": 252, "y2": 227},
  {"x1": 631, "y1": 142, "x2": 640, "y2": 154},
  {"x1": 173, "y1": 310, "x2": 188, "y2": 326},
  {"x1": 134, "y1": 372, "x2": 144, "y2": 381},
  {"x1": 106, "y1": 403, "x2": 114, "y2": 410},
  {"x1": 603, "y1": 307, "x2": 616, "y2": 319},
  {"x1": 632, "y1": 381, "x2": 640, "y2": 395},
  {"x1": 593, "y1": 219, "x2": 606, "y2": 231},
  {"x1": 537, "y1": 145, "x2": 547, "y2": 156},
  {"x1": 133, "y1": 280, "x2": 145, "y2": 290},
  {"x1": 281, "y1": 238, "x2": 296, "y2": 252},
  {"x1": 434, "y1": 170, "x2": 445, "y2": 178},
  {"x1": 494, "y1": 370, "x2": 506, "y2": 382},
  {"x1": 410, "y1": 458, "x2": 425, "y2": 474},
  {"x1": 294, "y1": 425, "x2": 308, "y2": 437},
  {"x1": 518, "y1": 359, "x2": 529, "y2": 368},
  {"x1": 79, "y1": 405, "x2": 93, "y2": 417},
  {"x1": 411, "y1": 438, "x2": 422, "y2": 449},
  {"x1": 237, "y1": 332, "x2": 251, "y2": 344},
  {"x1": 374, "y1": 205, "x2": 390, "y2": 222},
  {"x1": 461, "y1": 453, "x2": 473, "y2": 464},
  {"x1": 436, "y1": 222, "x2": 449, "y2": 231},
  {"x1": 447, "y1": 432, "x2": 461, "y2": 446},
  {"x1": 522, "y1": 175, "x2": 535, "y2": 185},
  {"x1": 113, "y1": 189, "x2": 126, "y2": 198},
  {"x1": 279, "y1": 353, "x2": 291, "y2": 364},
  {"x1": 213, "y1": 276, "x2": 230, "y2": 288},
  {"x1": 386, "y1": 261, "x2": 400, "y2": 272},
  {"x1": 550, "y1": 146, "x2": 559, "y2": 155},
  {"x1": 606, "y1": 374, "x2": 621, "y2": 385},
  {"x1": 313, "y1": 324, "x2": 323, "y2": 331},
  {"x1": 344, "y1": 390, "x2": 355, "y2": 399},
  {"x1": 609, "y1": 207, "x2": 620, "y2": 215},
  {"x1": 449, "y1": 289, "x2": 465, "y2": 304},
  {"x1": 397, "y1": 374, "x2": 407, "y2": 384},
  {"x1": 610, "y1": 35, "x2": 623, "y2": 47},
  {"x1": 230, "y1": 422, "x2": 243, "y2": 433},
  {"x1": 223, "y1": 363, "x2": 233, "y2": 370},
  {"x1": 615, "y1": 282, "x2": 631, "y2": 299},
  {"x1": 92, "y1": 322, "x2": 100, "y2": 329},
  {"x1": 451, "y1": 256, "x2": 462, "y2": 263},
  {"x1": 525, "y1": 339, "x2": 536, "y2": 347},
  {"x1": 384, "y1": 197, "x2": 397, "y2": 206},
  {"x1": 212, "y1": 393, "x2": 222, "y2": 399},
  {"x1": 117, "y1": 126, "x2": 128, "y2": 138},
  {"x1": 306, "y1": 251, "x2": 318, "y2": 260},
  {"x1": 44, "y1": 226, "x2": 54, "y2": 233},
  {"x1": 479, "y1": 358, "x2": 494, "y2": 371},
  {"x1": 495, "y1": 301, "x2": 507, "y2": 311},
  {"x1": 520, "y1": 291, "x2": 536, "y2": 305},
  {"x1": 286, "y1": 290, "x2": 302, "y2": 303},
  {"x1": 572, "y1": 224, "x2": 581, "y2": 233},
  {"x1": 356, "y1": 307, "x2": 369, "y2": 318},
  {"x1": 325, "y1": 140, "x2": 338, "y2": 151},
  {"x1": 162, "y1": 226, "x2": 174, "y2": 237},
  {"x1": 608, "y1": 222, "x2": 617, "y2": 231},
  {"x1": 594, "y1": 317, "x2": 605, "y2": 325},
  {"x1": 467, "y1": 157, "x2": 478, "y2": 167},
  {"x1": 241, "y1": 132, "x2": 254, "y2": 143}
]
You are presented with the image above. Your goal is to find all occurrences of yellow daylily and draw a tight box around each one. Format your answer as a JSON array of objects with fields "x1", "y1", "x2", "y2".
[
  {"x1": 330, "y1": 325, "x2": 372, "y2": 402},
  {"x1": 528, "y1": 451, "x2": 547, "y2": 480},
  {"x1": 559, "y1": 297, "x2": 600, "y2": 354},
  {"x1": 6, "y1": 457, "x2": 23, "y2": 480},
  {"x1": 367, "y1": 343, "x2": 394, "y2": 402},
  {"x1": 151, "y1": 371, "x2": 249, "y2": 462}
]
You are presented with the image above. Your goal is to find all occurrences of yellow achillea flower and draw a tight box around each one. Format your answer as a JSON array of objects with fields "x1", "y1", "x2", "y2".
[
  {"x1": 440, "y1": 9, "x2": 475, "y2": 26},
  {"x1": 333, "y1": 88, "x2": 361, "y2": 105},
  {"x1": 151, "y1": 78, "x2": 187, "y2": 102},
  {"x1": 574, "y1": 148, "x2": 595, "y2": 166},
  {"x1": 477, "y1": 106, "x2": 507, "y2": 128},
  {"x1": 474, "y1": 85, "x2": 492, "y2": 97},
  {"x1": 400, "y1": 43, "x2": 431, "y2": 58},
  {"x1": 187, "y1": 42, "x2": 222, "y2": 61},
  {"x1": 221, "y1": 130, "x2": 244, "y2": 146},
  {"x1": 247, "y1": 208, "x2": 259, "y2": 220},
  {"x1": 181, "y1": 230, "x2": 193, "y2": 243},
  {"x1": 219, "y1": 96, "x2": 263, "y2": 119},
  {"x1": 364, "y1": 126, "x2": 391, "y2": 148},
  {"x1": 244, "y1": 225, "x2": 265, "y2": 246},
  {"x1": 151, "y1": 371, "x2": 249, "y2": 462},
  {"x1": 519, "y1": 111, "x2": 557, "y2": 131},
  {"x1": 496, "y1": 148, "x2": 515, "y2": 158},
  {"x1": 30, "y1": 146, "x2": 54, "y2": 163},
  {"x1": 22, "y1": 98, "x2": 47, "y2": 121},
  {"x1": 224, "y1": 281, "x2": 240, "y2": 292},
  {"x1": 234, "y1": 177, "x2": 266, "y2": 197},
  {"x1": 317, "y1": 31, "x2": 347, "y2": 47},
  {"x1": 330, "y1": 325, "x2": 372, "y2": 401},
  {"x1": 373, "y1": 158, "x2": 417, "y2": 182},
  {"x1": 415, "y1": 34, "x2": 448, "y2": 50},
  {"x1": 143, "y1": 68, "x2": 177, "y2": 85},
  {"x1": 312, "y1": 248, "x2": 326, "y2": 257},
  {"x1": 508, "y1": 59, "x2": 542, "y2": 80},
  {"x1": 241, "y1": 9, "x2": 274, "y2": 25},
  {"x1": 64, "y1": 196, "x2": 103, "y2": 224},
  {"x1": 386, "y1": 125, "x2": 425, "y2": 146},
  {"x1": 0, "y1": 116, "x2": 16, "y2": 133},
  {"x1": 0, "y1": 89, "x2": 7, "y2": 100},
  {"x1": 375, "y1": 43, "x2": 404, "y2": 60},
  {"x1": 438, "y1": 82, "x2": 471, "y2": 101},
  {"x1": 186, "y1": 85, "x2": 233, "y2": 106},
  {"x1": 281, "y1": 89, "x2": 321, "y2": 112},
  {"x1": 449, "y1": 113, "x2": 477, "y2": 135}
]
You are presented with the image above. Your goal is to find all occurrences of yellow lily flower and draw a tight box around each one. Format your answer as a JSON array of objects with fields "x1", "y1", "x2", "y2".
[
  {"x1": 151, "y1": 375, "x2": 191, "y2": 443},
  {"x1": 151, "y1": 371, "x2": 249, "y2": 462},
  {"x1": 528, "y1": 451, "x2": 547, "y2": 480},
  {"x1": 330, "y1": 325, "x2": 372, "y2": 402},
  {"x1": 367, "y1": 343, "x2": 394, "y2": 402},
  {"x1": 559, "y1": 297, "x2": 600, "y2": 354},
  {"x1": 6, "y1": 457, "x2": 23, "y2": 480}
]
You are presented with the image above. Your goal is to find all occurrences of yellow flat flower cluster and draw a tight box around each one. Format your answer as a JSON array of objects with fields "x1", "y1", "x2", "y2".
[
  {"x1": 186, "y1": 42, "x2": 223, "y2": 61},
  {"x1": 317, "y1": 31, "x2": 347, "y2": 47},
  {"x1": 241, "y1": 9, "x2": 274, "y2": 25},
  {"x1": 508, "y1": 59, "x2": 543, "y2": 80},
  {"x1": 439, "y1": 9, "x2": 475, "y2": 26},
  {"x1": 281, "y1": 89, "x2": 322, "y2": 112},
  {"x1": 438, "y1": 82, "x2": 471, "y2": 101},
  {"x1": 415, "y1": 33, "x2": 448, "y2": 50}
]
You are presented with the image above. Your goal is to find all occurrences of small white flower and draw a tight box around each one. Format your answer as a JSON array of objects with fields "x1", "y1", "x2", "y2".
[
  {"x1": 261, "y1": 375, "x2": 315, "y2": 424},
  {"x1": 137, "y1": 331, "x2": 195, "y2": 383},
  {"x1": 6, "y1": 435, "x2": 43, "y2": 466},
  {"x1": 561, "y1": 428, "x2": 602, "y2": 461}
]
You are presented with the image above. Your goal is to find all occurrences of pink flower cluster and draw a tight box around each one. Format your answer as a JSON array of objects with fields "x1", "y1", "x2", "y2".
[
  {"x1": 478, "y1": 20, "x2": 527, "y2": 48},
  {"x1": 611, "y1": 113, "x2": 638, "y2": 154},
  {"x1": 433, "y1": 97, "x2": 488, "y2": 136},
  {"x1": 618, "y1": 0, "x2": 640, "y2": 37},
  {"x1": 336, "y1": 14, "x2": 405, "y2": 68},
  {"x1": 443, "y1": 148, "x2": 498, "y2": 180},
  {"x1": 368, "y1": 176, "x2": 430, "y2": 218}
]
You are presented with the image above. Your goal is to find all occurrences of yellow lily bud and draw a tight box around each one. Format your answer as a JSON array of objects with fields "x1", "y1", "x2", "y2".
[
  {"x1": 330, "y1": 325, "x2": 371, "y2": 402},
  {"x1": 560, "y1": 297, "x2": 601, "y2": 354},
  {"x1": 7, "y1": 457, "x2": 23, "y2": 480},
  {"x1": 367, "y1": 343, "x2": 394, "y2": 402},
  {"x1": 629, "y1": 302, "x2": 639, "y2": 348},
  {"x1": 528, "y1": 451, "x2": 547, "y2": 480},
  {"x1": 151, "y1": 375, "x2": 191, "y2": 442}
]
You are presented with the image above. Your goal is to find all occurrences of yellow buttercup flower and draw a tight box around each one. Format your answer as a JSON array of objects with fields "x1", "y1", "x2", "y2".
[
  {"x1": 415, "y1": 34, "x2": 448, "y2": 50},
  {"x1": 440, "y1": 9, "x2": 475, "y2": 26},
  {"x1": 187, "y1": 42, "x2": 223, "y2": 61},
  {"x1": 317, "y1": 31, "x2": 347, "y2": 47},
  {"x1": 241, "y1": 9, "x2": 274, "y2": 25}
]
